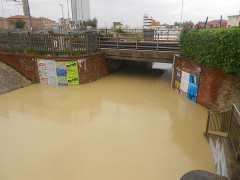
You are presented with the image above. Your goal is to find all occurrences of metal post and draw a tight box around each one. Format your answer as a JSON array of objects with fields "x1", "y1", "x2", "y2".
[
  {"x1": 220, "y1": 15, "x2": 222, "y2": 28},
  {"x1": 157, "y1": 33, "x2": 159, "y2": 51},
  {"x1": 167, "y1": 30, "x2": 169, "y2": 41},
  {"x1": 28, "y1": 32, "x2": 32, "y2": 52},
  {"x1": 136, "y1": 33, "x2": 138, "y2": 50},
  {"x1": 8, "y1": 31, "x2": 13, "y2": 51},
  {"x1": 180, "y1": 0, "x2": 184, "y2": 28},
  {"x1": 86, "y1": 32, "x2": 89, "y2": 54},
  {"x1": 117, "y1": 33, "x2": 119, "y2": 49},
  {"x1": 69, "y1": 32, "x2": 73, "y2": 56},
  {"x1": 50, "y1": 32, "x2": 54, "y2": 55},
  {"x1": 98, "y1": 34, "x2": 100, "y2": 49},
  {"x1": 205, "y1": 17, "x2": 208, "y2": 28},
  {"x1": 67, "y1": 0, "x2": 70, "y2": 19}
]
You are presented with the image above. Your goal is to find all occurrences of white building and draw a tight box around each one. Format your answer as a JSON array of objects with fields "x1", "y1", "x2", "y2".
[
  {"x1": 143, "y1": 14, "x2": 153, "y2": 29},
  {"x1": 71, "y1": 0, "x2": 90, "y2": 23},
  {"x1": 227, "y1": 13, "x2": 240, "y2": 28}
]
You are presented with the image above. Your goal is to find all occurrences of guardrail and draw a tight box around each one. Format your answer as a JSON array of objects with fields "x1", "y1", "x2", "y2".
[
  {"x1": 205, "y1": 104, "x2": 240, "y2": 161},
  {"x1": 0, "y1": 32, "x2": 98, "y2": 55}
]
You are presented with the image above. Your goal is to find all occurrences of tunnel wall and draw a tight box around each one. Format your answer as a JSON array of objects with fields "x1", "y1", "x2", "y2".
[
  {"x1": 0, "y1": 52, "x2": 113, "y2": 84},
  {"x1": 172, "y1": 56, "x2": 226, "y2": 108}
]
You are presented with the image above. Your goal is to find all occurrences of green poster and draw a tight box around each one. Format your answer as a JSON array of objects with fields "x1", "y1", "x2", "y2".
[{"x1": 65, "y1": 61, "x2": 79, "y2": 86}]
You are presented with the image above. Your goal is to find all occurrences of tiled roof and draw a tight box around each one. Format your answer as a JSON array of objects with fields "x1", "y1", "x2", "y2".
[
  {"x1": 8, "y1": 15, "x2": 38, "y2": 20},
  {"x1": 207, "y1": 20, "x2": 227, "y2": 25}
]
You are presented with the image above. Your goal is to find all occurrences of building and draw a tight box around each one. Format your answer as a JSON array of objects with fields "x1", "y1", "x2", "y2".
[
  {"x1": 71, "y1": 0, "x2": 90, "y2": 23},
  {"x1": 38, "y1": 17, "x2": 57, "y2": 30},
  {"x1": 143, "y1": 14, "x2": 153, "y2": 29},
  {"x1": 207, "y1": 20, "x2": 227, "y2": 28},
  {"x1": 7, "y1": 15, "x2": 56, "y2": 30},
  {"x1": 0, "y1": 17, "x2": 13, "y2": 29},
  {"x1": 227, "y1": 14, "x2": 240, "y2": 28},
  {"x1": 113, "y1": 22, "x2": 123, "y2": 29},
  {"x1": 143, "y1": 14, "x2": 160, "y2": 29}
]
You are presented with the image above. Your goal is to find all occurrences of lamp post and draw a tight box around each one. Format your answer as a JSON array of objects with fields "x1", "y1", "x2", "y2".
[
  {"x1": 59, "y1": 4, "x2": 64, "y2": 19},
  {"x1": 180, "y1": 0, "x2": 183, "y2": 28},
  {"x1": 59, "y1": 4, "x2": 65, "y2": 33}
]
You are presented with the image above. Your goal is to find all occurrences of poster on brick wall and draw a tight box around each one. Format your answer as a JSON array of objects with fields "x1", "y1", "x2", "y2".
[
  {"x1": 56, "y1": 62, "x2": 68, "y2": 86},
  {"x1": 37, "y1": 59, "x2": 48, "y2": 84},
  {"x1": 46, "y1": 60, "x2": 58, "y2": 85},
  {"x1": 66, "y1": 61, "x2": 79, "y2": 86},
  {"x1": 174, "y1": 68, "x2": 200, "y2": 102},
  {"x1": 78, "y1": 59, "x2": 87, "y2": 71}
]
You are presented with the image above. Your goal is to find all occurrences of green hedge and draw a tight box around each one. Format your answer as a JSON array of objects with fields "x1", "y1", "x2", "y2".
[{"x1": 179, "y1": 28, "x2": 240, "y2": 74}]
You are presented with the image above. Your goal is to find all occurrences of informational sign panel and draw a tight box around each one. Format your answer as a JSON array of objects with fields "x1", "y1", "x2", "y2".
[{"x1": 66, "y1": 61, "x2": 79, "y2": 86}]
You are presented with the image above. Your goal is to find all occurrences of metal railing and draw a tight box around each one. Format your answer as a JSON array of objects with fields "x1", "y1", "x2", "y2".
[
  {"x1": 97, "y1": 30, "x2": 180, "y2": 52},
  {"x1": 205, "y1": 104, "x2": 240, "y2": 161},
  {"x1": 0, "y1": 32, "x2": 98, "y2": 55}
]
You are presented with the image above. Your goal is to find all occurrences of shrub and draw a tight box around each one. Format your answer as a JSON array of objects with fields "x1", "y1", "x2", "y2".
[
  {"x1": 15, "y1": 19, "x2": 26, "y2": 29},
  {"x1": 179, "y1": 28, "x2": 240, "y2": 74}
]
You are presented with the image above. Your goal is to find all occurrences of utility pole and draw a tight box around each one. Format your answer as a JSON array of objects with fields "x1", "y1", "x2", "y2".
[
  {"x1": 22, "y1": 0, "x2": 32, "y2": 31},
  {"x1": 204, "y1": 17, "x2": 208, "y2": 28},
  {"x1": 1, "y1": 0, "x2": 6, "y2": 29},
  {"x1": 220, "y1": 15, "x2": 222, "y2": 28},
  {"x1": 180, "y1": 0, "x2": 183, "y2": 28},
  {"x1": 67, "y1": 0, "x2": 70, "y2": 19},
  {"x1": 59, "y1": 4, "x2": 65, "y2": 34}
]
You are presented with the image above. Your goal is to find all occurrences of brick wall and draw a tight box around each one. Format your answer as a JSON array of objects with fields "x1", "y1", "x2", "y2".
[
  {"x1": 172, "y1": 56, "x2": 226, "y2": 108},
  {"x1": 0, "y1": 52, "x2": 111, "y2": 84}
]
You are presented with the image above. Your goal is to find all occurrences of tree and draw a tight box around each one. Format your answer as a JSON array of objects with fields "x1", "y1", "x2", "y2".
[
  {"x1": 15, "y1": 19, "x2": 26, "y2": 29},
  {"x1": 174, "y1": 21, "x2": 194, "y2": 28},
  {"x1": 80, "y1": 18, "x2": 98, "y2": 28}
]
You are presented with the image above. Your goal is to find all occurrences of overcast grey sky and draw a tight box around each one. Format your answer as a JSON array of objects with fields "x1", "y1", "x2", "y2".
[{"x1": 1, "y1": 0, "x2": 240, "y2": 27}]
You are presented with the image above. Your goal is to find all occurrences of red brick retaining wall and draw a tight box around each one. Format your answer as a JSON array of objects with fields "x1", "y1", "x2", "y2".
[
  {"x1": 172, "y1": 56, "x2": 226, "y2": 108},
  {"x1": 0, "y1": 52, "x2": 110, "y2": 84}
]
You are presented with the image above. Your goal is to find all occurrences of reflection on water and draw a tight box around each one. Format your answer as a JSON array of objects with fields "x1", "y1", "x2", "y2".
[{"x1": 0, "y1": 68, "x2": 215, "y2": 180}]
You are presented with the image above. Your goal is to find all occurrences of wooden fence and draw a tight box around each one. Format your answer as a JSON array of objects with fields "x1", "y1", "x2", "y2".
[{"x1": 0, "y1": 32, "x2": 98, "y2": 55}]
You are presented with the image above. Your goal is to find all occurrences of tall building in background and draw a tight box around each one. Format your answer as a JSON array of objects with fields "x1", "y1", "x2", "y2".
[
  {"x1": 71, "y1": 0, "x2": 90, "y2": 23},
  {"x1": 22, "y1": 0, "x2": 30, "y2": 16}
]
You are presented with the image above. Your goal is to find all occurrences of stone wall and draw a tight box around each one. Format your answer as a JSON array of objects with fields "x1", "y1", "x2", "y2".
[
  {"x1": 172, "y1": 56, "x2": 226, "y2": 108},
  {"x1": 0, "y1": 52, "x2": 111, "y2": 85}
]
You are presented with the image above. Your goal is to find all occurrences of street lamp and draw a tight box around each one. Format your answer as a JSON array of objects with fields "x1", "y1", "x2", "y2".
[
  {"x1": 180, "y1": 0, "x2": 183, "y2": 28},
  {"x1": 59, "y1": 4, "x2": 64, "y2": 19}
]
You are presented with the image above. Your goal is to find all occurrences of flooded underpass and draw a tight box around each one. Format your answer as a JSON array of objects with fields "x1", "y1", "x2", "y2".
[{"x1": 0, "y1": 63, "x2": 215, "y2": 180}]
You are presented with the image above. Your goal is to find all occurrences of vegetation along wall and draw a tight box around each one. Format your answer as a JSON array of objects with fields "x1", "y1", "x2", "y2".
[{"x1": 174, "y1": 28, "x2": 240, "y2": 109}]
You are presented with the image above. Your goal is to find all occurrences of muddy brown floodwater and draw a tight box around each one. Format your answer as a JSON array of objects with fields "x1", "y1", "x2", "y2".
[{"x1": 0, "y1": 68, "x2": 215, "y2": 180}]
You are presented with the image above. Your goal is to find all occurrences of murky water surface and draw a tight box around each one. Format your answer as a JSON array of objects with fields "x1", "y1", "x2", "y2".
[{"x1": 0, "y1": 68, "x2": 215, "y2": 180}]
